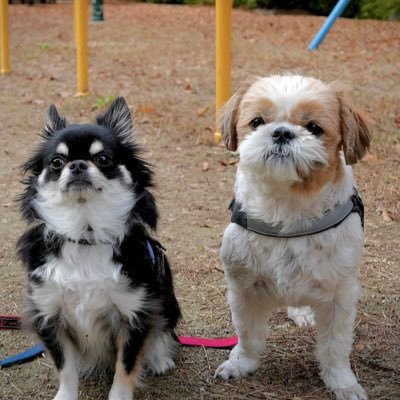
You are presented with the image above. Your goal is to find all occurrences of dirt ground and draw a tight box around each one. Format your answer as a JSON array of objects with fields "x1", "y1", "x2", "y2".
[{"x1": 0, "y1": 3, "x2": 399, "y2": 400}]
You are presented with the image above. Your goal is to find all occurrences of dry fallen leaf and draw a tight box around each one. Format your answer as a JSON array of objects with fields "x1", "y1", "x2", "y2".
[
  {"x1": 58, "y1": 92, "x2": 70, "y2": 99},
  {"x1": 382, "y1": 210, "x2": 393, "y2": 222},
  {"x1": 219, "y1": 157, "x2": 239, "y2": 166},
  {"x1": 137, "y1": 106, "x2": 157, "y2": 114},
  {"x1": 197, "y1": 105, "x2": 209, "y2": 117},
  {"x1": 363, "y1": 154, "x2": 380, "y2": 164},
  {"x1": 355, "y1": 343, "x2": 366, "y2": 351},
  {"x1": 214, "y1": 265, "x2": 224, "y2": 273}
]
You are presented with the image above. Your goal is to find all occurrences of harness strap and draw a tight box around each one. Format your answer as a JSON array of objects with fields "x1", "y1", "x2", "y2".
[
  {"x1": 146, "y1": 240, "x2": 156, "y2": 264},
  {"x1": 230, "y1": 190, "x2": 364, "y2": 238}
]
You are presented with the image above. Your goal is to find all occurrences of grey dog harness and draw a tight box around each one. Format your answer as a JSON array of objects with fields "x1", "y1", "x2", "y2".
[{"x1": 229, "y1": 190, "x2": 364, "y2": 238}]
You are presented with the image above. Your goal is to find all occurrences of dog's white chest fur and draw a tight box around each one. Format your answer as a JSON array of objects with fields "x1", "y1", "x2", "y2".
[
  {"x1": 222, "y1": 214, "x2": 363, "y2": 306},
  {"x1": 31, "y1": 243, "x2": 145, "y2": 358}
]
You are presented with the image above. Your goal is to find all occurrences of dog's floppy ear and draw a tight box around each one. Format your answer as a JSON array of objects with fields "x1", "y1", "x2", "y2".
[
  {"x1": 336, "y1": 91, "x2": 372, "y2": 165},
  {"x1": 96, "y1": 97, "x2": 133, "y2": 143},
  {"x1": 43, "y1": 105, "x2": 67, "y2": 137},
  {"x1": 219, "y1": 84, "x2": 250, "y2": 152}
]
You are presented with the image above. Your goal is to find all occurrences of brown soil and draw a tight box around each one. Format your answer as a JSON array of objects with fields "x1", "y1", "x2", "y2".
[{"x1": 0, "y1": 3, "x2": 399, "y2": 400}]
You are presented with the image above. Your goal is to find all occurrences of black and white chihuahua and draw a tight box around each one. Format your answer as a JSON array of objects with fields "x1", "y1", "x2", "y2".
[{"x1": 17, "y1": 97, "x2": 181, "y2": 400}]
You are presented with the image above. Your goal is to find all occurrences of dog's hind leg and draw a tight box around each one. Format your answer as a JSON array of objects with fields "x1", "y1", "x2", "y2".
[
  {"x1": 287, "y1": 306, "x2": 315, "y2": 327},
  {"x1": 215, "y1": 266, "x2": 274, "y2": 379},
  {"x1": 314, "y1": 279, "x2": 367, "y2": 400}
]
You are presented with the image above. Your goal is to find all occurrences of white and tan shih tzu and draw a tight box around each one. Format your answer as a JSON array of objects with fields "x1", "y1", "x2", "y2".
[{"x1": 214, "y1": 75, "x2": 371, "y2": 400}]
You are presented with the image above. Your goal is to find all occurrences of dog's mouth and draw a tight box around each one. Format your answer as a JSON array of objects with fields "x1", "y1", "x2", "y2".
[
  {"x1": 66, "y1": 178, "x2": 93, "y2": 191},
  {"x1": 264, "y1": 144, "x2": 293, "y2": 161}
]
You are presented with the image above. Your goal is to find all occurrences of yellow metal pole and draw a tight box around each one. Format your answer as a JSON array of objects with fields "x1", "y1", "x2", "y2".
[
  {"x1": 214, "y1": 0, "x2": 232, "y2": 144},
  {"x1": 74, "y1": 0, "x2": 89, "y2": 95},
  {"x1": 0, "y1": 0, "x2": 11, "y2": 74}
]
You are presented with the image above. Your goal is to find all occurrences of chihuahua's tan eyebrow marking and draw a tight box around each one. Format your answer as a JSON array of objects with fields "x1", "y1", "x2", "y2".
[
  {"x1": 56, "y1": 142, "x2": 69, "y2": 156},
  {"x1": 89, "y1": 140, "x2": 104, "y2": 155}
]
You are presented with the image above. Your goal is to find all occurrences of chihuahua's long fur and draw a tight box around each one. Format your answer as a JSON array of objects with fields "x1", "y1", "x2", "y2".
[{"x1": 18, "y1": 98, "x2": 181, "y2": 400}]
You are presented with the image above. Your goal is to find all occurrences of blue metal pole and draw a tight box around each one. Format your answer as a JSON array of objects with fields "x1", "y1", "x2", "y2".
[{"x1": 308, "y1": 0, "x2": 351, "y2": 51}]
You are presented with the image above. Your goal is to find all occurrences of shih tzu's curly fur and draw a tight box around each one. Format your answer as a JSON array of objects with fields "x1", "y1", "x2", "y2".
[{"x1": 215, "y1": 75, "x2": 371, "y2": 400}]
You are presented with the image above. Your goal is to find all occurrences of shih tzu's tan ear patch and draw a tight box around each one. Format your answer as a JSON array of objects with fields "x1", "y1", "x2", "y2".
[
  {"x1": 219, "y1": 83, "x2": 253, "y2": 152},
  {"x1": 219, "y1": 91, "x2": 242, "y2": 151},
  {"x1": 337, "y1": 93, "x2": 372, "y2": 165}
]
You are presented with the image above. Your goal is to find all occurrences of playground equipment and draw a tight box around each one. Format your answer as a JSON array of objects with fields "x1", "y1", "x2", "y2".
[
  {"x1": 0, "y1": 0, "x2": 90, "y2": 94},
  {"x1": 308, "y1": 0, "x2": 350, "y2": 50},
  {"x1": 1, "y1": 0, "x2": 234, "y2": 133},
  {"x1": 0, "y1": 0, "x2": 351, "y2": 134},
  {"x1": 74, "y1": 0, "x2": 89, "y2": 95},
  {"x1": 215, "y1": 0, "x2": 351, "y2": 142},
  {"x1": 0, "y1": 0, "x2": 10, "y2": 74},
  {"x1": 214, "y1": 0, "x2": 232, "y2": 144}
]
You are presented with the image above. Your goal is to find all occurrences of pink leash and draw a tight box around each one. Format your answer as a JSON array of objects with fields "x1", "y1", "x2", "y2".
[{"x1": 178, "y1": 335, "x2": 238, "y2": 349}]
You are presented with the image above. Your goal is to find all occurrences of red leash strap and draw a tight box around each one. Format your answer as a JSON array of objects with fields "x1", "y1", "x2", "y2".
[{"x1": 0, "y1": 315, "x2": 21, "y2": 330}]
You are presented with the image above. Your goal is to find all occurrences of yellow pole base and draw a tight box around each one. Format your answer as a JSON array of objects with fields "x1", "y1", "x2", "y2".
[
  {"x1": 1, "y1": 68, "x2": 10, "y2": 75},
  {"x1": 76, "y1": 91, "x2": 89, "y2": 97},
  {"x1": 214, "y1": 131, "x2": 222, "y2": 144}
]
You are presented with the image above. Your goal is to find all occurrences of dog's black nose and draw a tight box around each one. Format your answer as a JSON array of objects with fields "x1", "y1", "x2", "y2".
[
  {"x1": 272, "y1": 127, "x2": 295, "y2": 143},
  {"x1": 69, "y1": 160, "x2": 88, "y2": 174}
]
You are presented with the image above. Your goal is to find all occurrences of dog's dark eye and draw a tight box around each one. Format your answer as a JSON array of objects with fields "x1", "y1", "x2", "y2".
[
  {"x1": 306, "y1": 122, "x2": 324, "y2": 136},
  {"x1": 95, "y1": 154, "x2": 112, "y2": 167},
  {"x1": 50, "y1": 156, "x2": 66, "y2": 170},
  {"x1": 249, "y1": 117, "x2": 265, "y2": 130}
]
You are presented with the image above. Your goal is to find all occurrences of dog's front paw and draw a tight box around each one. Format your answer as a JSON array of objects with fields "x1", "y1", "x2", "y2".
[
  {"x1": 287, "y1": 306, "x2": 315, "y2": 327},
  {"x1": 214, "y1": 356, "x2": 258, "y2": 380},
  {"x1": 53, "y1": 391, "x2": 78, "y2": 400},
  {"x1": 108, "y1": 384, "x2": 133, "y2": 400},
  {"x1": 214, "y1": 360, "x2": 246, "y2": 379},
  {"x1": 334, "y1": 384, "x2": 367, "y2": 400}
]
